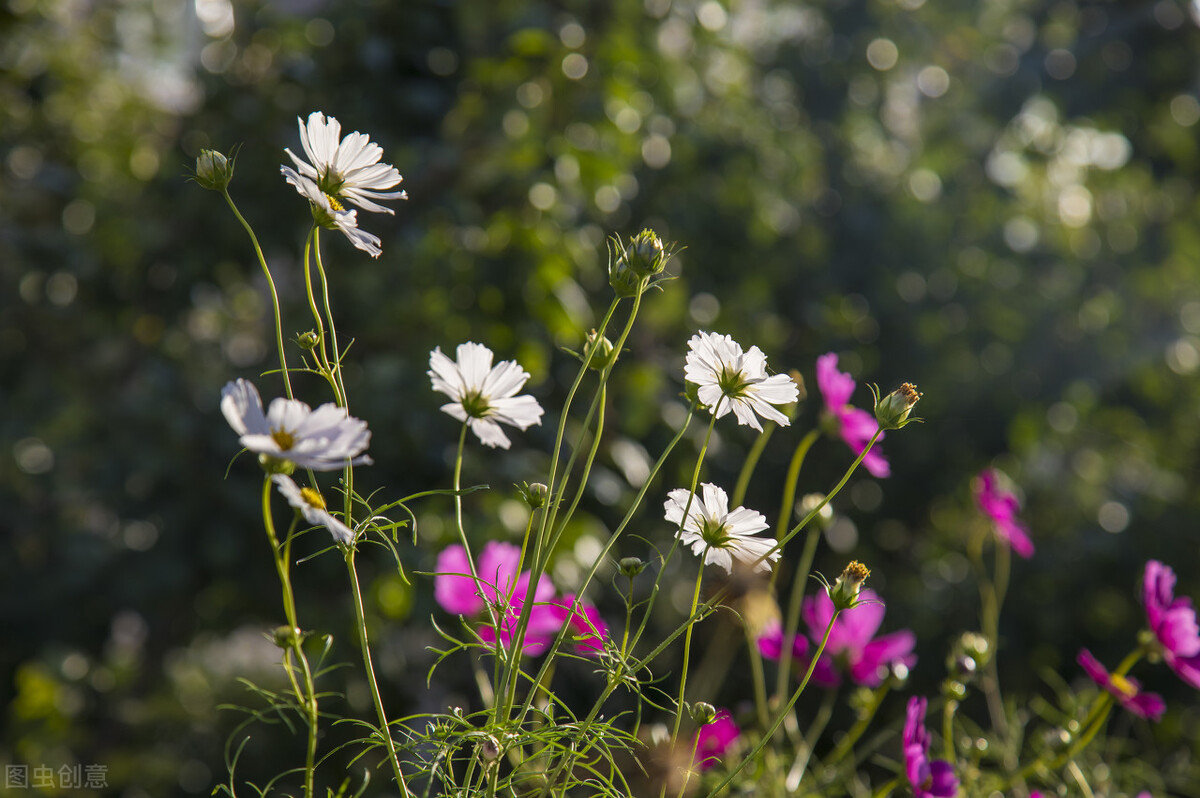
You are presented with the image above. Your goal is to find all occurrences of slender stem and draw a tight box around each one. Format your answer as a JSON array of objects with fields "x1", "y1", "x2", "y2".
[
  {"x1": 942, "y1": 697, "x2": 957, "y2": 765},
  {"x1": 824, "y1": 683, "x2": 890, "y2": 768},
  {"x1": 261, "y1": 478, "x2": 317, "y2": 798},
  {"x1": 222, "y1": 189, "x2": 293, "y2": 400},
  {"x1": 705, "y1": 607, "x2": 843, "y2": 797},
  {"x1": 746, "y1": 627, "x2": 770, "y2": 731},
  {"x1": 732, "y1": 425, "x2": 774, "y2": 507},
  {"x1": 670, "y1": 554, "x2": 709, "y2": 742},
  {"x1": 346, "y1": 548, "x2": 412, "y2": 796}
]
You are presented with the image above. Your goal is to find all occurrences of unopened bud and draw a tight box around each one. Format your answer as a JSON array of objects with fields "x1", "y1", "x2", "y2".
[
  {"x1": 258, "y1": 453, "x2": 296, "y2": 476},
  {"x1": 827, "y1": 560, "x2": 870, "y2": 611},
  {"x1": 296, "y1": 330, "x2": 320, "y2": 350},
  {"x1": 518, "y1": 482, "x2": 548, "y2": 509},
  {"x1": 619, "y1": 557, "x2": 646, "y2": 578},
  {"x1": 584, "y1": 329, "x2": 616, "y2": 371},
  {"x1": 871, "y1": 382, "x2": 923, "y2": 430},
  {"x1": 272, "y1": 625, "x2": 300, "y2": 648},
  {"x1": 621, "y1": 229, "x2": 667, "y2": 278},
  {"x1": 689, "y1": 701, "x2": 717, "y2": 726},
  {"x1": 479, "y1": 734, "x2": 501, "y2": 761},
  {"x1": 194, "y1": 149, "x2": 235, "y2": 191}
]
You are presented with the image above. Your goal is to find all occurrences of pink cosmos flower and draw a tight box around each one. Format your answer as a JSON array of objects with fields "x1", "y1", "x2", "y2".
[
  {"x1": 974, "y1": 469, "x2": 1035, "y2": 559},
  {"x1": 800, "y1": 588, "x2": 916, "y2": 687},
  {"x1": 756, "y1": 620, "x2": 811, "y2": 663},
  {"x1": 435, "y1": 542, "x2": 565, "y2": 656},
  {"x1": 1142, "y1": 560, "x2": 1200, "y2": 689},
  {"x1": 695, "y1": 710, "x2": 740, "y2": 771},
  {"x1": 815, "y1": 353, "x2": 889, "y2": 478},
  {"x1": 554, "y1": 595, "x2": 609, "y2": 655},
  {"x1": 1077, "y1": 649, "x2": 1165, "y2": 721},
  {"x1": 903, "y1": 697, "x2": 958, "y2": 798}
]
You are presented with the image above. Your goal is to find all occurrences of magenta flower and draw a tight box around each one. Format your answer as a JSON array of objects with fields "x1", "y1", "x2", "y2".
[
  {"x1": 756, "y1": 619, "x2": 811, "y2": 663},
  {"x1": 555, "y1": 594, "x2": 609, "y2": 655},
  {"x1": 695, "y1": 710, "x2": 740, "y2": 771},
  {"x1": 903, "y1": 697, "x2": 958, "y2": 798},
  {"x1": 1077, "y1": 649, "x2": 1165, "y2": 721},
  {"x1": 434, "y1": 542, "x2": 560, "y2": 655},
  {"x1": 974, "y1": 469, "x2": 1035, "y2": 559},
  {"x1": 800, "y1": 588, "x2": 915, "y2": 687},
  {"x1": 815, "y1": 353, "x2": 889, "y2": 478},
  {"x1": 1143, "y1": 560, "x2": 1200, "y2": 689}
]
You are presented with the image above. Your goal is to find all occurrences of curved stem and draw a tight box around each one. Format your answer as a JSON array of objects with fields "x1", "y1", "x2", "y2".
[
  {"x1": 705, "y1": 607, "x2": 843, "y2": 797},
  {"x1": 222, "y1": 189, "x2": 293, "y2": 400},
  {"x1": 670, "y1": 554, "x2": 709, "y2": 743},
  {"x1": 731, "y1": 425, "x2": 774, "y2": 507},
  {"x1": 346, "y1": 548, "x2": 412, "y2": 796}
]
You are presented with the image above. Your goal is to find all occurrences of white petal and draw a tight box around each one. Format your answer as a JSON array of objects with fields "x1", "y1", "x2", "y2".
[
  {"x1": 728, "y1": 398, "x2": 765, "y2": 431},
  {"x1": 468, "y1": 418, "x2": 512, "y2": 449},
  {"x1": 480, "y1": 359, "x2": 531, "y2": 400},
  {"x1": 428, "y1": 347, "x2": 466, "y2": 400},
  {"x1": 489, "y1": 395, "x2": 544, "y2": 430},
  {"x1": 221, "y1": 379, "x2": 268, "y2": 436},
  {"x1": 456, "y1": 342, "x2": 495, "y2": 391}
]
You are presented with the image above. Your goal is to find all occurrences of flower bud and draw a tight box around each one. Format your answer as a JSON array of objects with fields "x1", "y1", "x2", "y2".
[
  {"x1": 258, "y1": 453, "x2": 296, "y2": 476},
  {"x1": 518, "y1": 481, "x2": 548, "y2": 509},
  {"x1": 195, "y1": 149, "x2": 235, "y2": 191},
  {"x1": 689, "y1": 701, "x2": 718, "y2": 727},
  {"x1": 296, "y1": 330, "x2": 320, "y2": 350},
  {"x1": 621, "y1": 229, "x2": 667, "y2": 278},
  {"x1": 272, "y1": 625, "x2": 301, "y2": 648},
  {"x1": 585, "y1": 329, "x2": 616, "y2": 371},
  {"x1": 608, "y1": 253, "x2": 643, "y2": 298},
  {"x1": 619, "y1": 557, "x2": 647, "y2": 578},
  {"x1": 827, "y1": 560, "x2": 870, "y2": 611},
  {"x1": 478, "y1": 734, "x2": 501, "y2": 761},
  {"x1": 871, "y1": 382, "x2": 923, "y2": 430}
]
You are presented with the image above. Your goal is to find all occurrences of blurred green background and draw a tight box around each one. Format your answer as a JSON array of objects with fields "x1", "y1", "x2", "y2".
[{"x1": 4, "y1": 0, "x2": 1200, "y2": 794}]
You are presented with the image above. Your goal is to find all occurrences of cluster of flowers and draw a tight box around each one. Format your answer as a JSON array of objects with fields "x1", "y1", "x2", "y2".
[{"x1": 210, "y1": 111, "x2": 1200, "y2": 792}]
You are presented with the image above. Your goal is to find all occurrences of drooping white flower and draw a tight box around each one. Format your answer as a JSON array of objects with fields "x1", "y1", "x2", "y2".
[
  {"x1": 283, "y1": 111, "x2": 407, "y2": 215},
  {"x1": 684, "y1": 331, "x2": 799, "y2": 432},
  {"x1": 221, "y1": 378, "x2": 373, "y2": 470},
  {"x1": 664, "y1": 483, "x2": 779, "y2": 574},
  {"x1": 283, "y1": 171, "x2": 382, "y2": 257},
  {"x1": 428, "y1": 342, "x2": 544, "y2": 449},
  {"x1": 272, "y1": 474, "x2": 354, "y2": 545}
]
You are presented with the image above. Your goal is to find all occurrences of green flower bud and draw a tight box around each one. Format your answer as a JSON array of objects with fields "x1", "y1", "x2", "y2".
[
  {"x1": 296, "y1": 330, "x2": 320, "y2": 350},
  {"x1": 621, "y1": 228, "x2": 667, "y2": 278},
  {"x1": 608, "y1": 254, "x2": 643, "y2": 298},
  {"x1": 827, "y1": 560, "x2": 870, "y2": 611},
  {"x1": 194, "y1": 149, "x2": 235, "y2": 191},
  {"x1": 689, "y1": 701, "x2": 717, "y2": 726},
  {"x1": 272, "y1": 625, "x2": 300, "y2": 648},
  {"x1": 870, "y1": 382, "x2": 923, "y2": 430},
  {"x1": 258, "y1": 453, "x2": 296, "y2": 476},
  {"x1": 585, "y1": 329, "x2": 616, "y2": 371},
  {"x1": 478, "y1": 734, "x2": 501, "y2": 761},
  {"x1": 619, "y1": 557, "x2": 646, "y2": 578},
  {"x1": 518, "y1": 481, "x2": 548, "y2": 509}
]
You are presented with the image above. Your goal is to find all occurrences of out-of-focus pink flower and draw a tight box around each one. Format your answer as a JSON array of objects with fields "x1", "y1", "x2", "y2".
[
  {"x1": 974, "y1": 469, "x2": 1035, "y2": 559},
  {"x1": 695, "y1": 710, "x2": 740, "y2": 771},
  {"x1": 800, "y1": 588, "x2": 915, "y2": 687},
  {"x1": 1143, "y1": 560, "x2": 1200, "y2": 689},
  {"x1": 903, "y1": 697, "x2": 958, "y2": 798},
  {"x1": 756, "y1": 620, "x2": 810, "y2": 663},
  {"x1": 554, "y1": 594, "x2": 609, "y2": 655},
  {"x1": 434, "y1": 542, "x2": 574, "y2": 655},
  {"x1": 815, "y1": 353, "x2": 889, "y2": 478},
  {"x1": 1077, "y1": 649, "x2": 1165, "y2": 721}
]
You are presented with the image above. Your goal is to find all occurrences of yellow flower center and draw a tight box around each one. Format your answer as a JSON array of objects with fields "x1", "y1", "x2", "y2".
[
  {"x1": 1108, "y1": 673, "x2": 1136, "y2": 698},
  {"x1": 300, "y1": 486, "x2": 326, "y2": 510},
  {"x1": 271, "y1": 428, "x2": 295, "y2": 450},
  {"x1": 325, "y1": 192, "x2": 345, "y2": 211}
]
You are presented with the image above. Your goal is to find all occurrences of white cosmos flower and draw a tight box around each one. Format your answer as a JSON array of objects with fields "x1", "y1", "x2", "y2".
[
  {"x1": 684, "y1": 331, "x2": 799, "y2": 432},
  {"x1": 283, "y1": 111, "x2": 407, "y2": 215},
  {"x1": 221, "y1": 378, "x2": 373, "y2": 470},
  {"x1": 282, "y1": 171, "x2": 383, "y2": 258},
  {"x1": 272, "y1": 474, "x2": 354, "y2": 545},
  {"x1": 664, "y1": 483, "x2": 779, "y2": 574},
  {"x1": 428, "y1": 342, "x2": 544, "y2": 449}
]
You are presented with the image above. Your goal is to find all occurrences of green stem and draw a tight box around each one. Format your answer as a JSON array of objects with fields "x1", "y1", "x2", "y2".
[
  {"x1": 670, "y1": 554, "x2": 709, "y2": 743},
  {"x1": 705, "y1": 607, "x2": 843, "y2": 797},
  {"x1": 346, "y1": 548, "x2": 412, "y2": 796},
  {"x1": 731, "y1": 425, "x2": 774, "y2": 507},
  {"x1": 222, "y1": 189, "x2": 293, "y2": 400},
  {"x1": 824, "y1": 683, "x2": 890, "y2": 769},
  {"x1": 261, "y1": 477, "x2": 317, "y2": 798}
]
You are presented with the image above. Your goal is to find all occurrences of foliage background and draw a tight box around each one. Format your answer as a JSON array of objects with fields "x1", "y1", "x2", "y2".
[{"x1": 4, "y1": 0, "x2": 1200, "y2": 794}]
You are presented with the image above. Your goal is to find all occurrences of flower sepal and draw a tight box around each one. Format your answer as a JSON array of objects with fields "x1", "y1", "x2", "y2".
[
  {"x1": 258, "y1": 453, "x2": 296, "y2": 476},
  {"x1": 819, "y1": 560, "x2": 872, "y2": 612}
]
